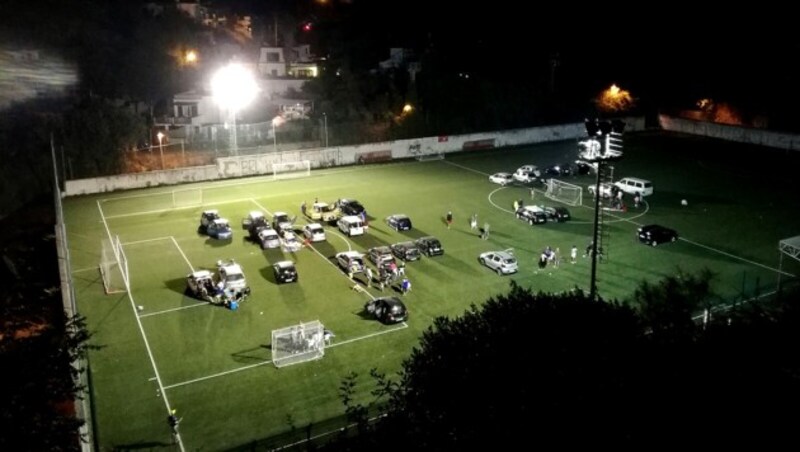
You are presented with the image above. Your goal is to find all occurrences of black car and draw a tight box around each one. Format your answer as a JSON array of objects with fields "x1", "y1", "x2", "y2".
[
  {"x1": 386, "y1": 214, "x2": 412, "y2": 231},
  {"x1": 574, "y1": 160, "x2": 596, "y2": 175},
  {"x1": 335, "y1": 198, "x2": 366, "y2": 217},
  {"x1": 515, "y1": 206, "x2": 548, "y2": 225},
  {"x1": 544, "y1": 163, "x2": 573, "y2": 177},
  {"x1": 273, "y1": 261, "x2": 298, "y2": 283},
  {"x1": 637, "y1": 224, "x2": 678, "y2": 246},
  {"x1": 391, "y1": 241, "x2": 421, "y2": 261},
  {"x1": 415, "y1": 236, "x2": 444, "y2": 257},
  {"x1": 540, "y1": 206, "x2": 571, "y2": 222},
  {"x1": 364, "y1": 297, "x2": 408, "y2": 324}
]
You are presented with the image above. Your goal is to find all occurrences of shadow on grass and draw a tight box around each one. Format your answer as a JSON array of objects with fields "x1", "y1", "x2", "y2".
[
  {"x1": 231, "y1": 345, "x2": 270, "y2": 363},
  {"x1": 204, "y1": 237, "x2": 233, "y2": 248}
]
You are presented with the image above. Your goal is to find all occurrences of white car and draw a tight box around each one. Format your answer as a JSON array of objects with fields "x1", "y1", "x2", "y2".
[
  {"x1": 516, "y1": 165, "x2": 541, "y2": 178},
  {"x1": 513, "y1": 169, "x2": 538, "y2": 183},
  {"x1": 335, "y1": 251, "x2": 366, "y2": 274},
  {"x1": 216, "y1": 259, "x2": 248, "y2": 292},
  {"x1": 587, "y1": 182, "x2": 615, "y2": 199},
  {"x1": 302, "y1": 223, "x2": 327, "y2": 242},
  {"x1": 489, "y1": 172, "x2": 514, "y2": 186},
  {"x1": 281, "y1": 231, "x2": 303, "y2": 252},
  {"x1": 479, "y1": 249, "x2": 519, "y2": 275},
  {"x1": 337, "y1": 215, "x2": 365, "y2": 237},
  {"x1": 257, "y1": 228, "x2": 280, "y2": 249}
]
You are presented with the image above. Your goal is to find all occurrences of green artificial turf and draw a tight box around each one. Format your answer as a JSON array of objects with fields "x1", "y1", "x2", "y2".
[{"x1": 64, "y1": 131, "x2": 800, "y2": 450}]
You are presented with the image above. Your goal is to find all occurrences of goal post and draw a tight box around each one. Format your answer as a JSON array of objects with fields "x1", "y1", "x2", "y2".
[
  {"x1": 100, "y1": 236, "x2": 127, "y2": 294},
  {"x1": 172, "y1": 188, "x2": 203, "y2": 208},
  {"x1": 273, "y1": 160, "x2": 311, "y2": 180},
  {"x1": 271, "y1": 320, "x2": 325, "y2": 368},
  {"x1": 545, "y1": 178, "x2": 583, "y2": 207}
]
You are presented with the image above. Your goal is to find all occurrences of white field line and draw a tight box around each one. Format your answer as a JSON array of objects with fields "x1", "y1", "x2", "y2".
[
  {"x1": 138, "y1": 302, "x2": 210, "y2": 318},
  {"x1": 447, "y1": 160, "x2": 794, "y2": 277},
  {"x1": 122, "y1": 237, "x2": 173, "y2": 246},
  {"x1": 104, "y1": 196, "x2": 257, "y2": 219},
  {"x1": 691, "y1": 290, "x2": 779, "y2": 321},
  {"x1": 170, "y1": 236, "x2": 195, "y2": 272},
  {"x1": 96, "y1": 201, "x2": 185, "y2": 452},
  {"x1": 162, "y1": 323, "x2": 407, "y2": 391},
  {"x1": 71, "y1": 266, "x2": 98, "y2": 274},
  {"x1": 272, "y1": 413, "x2": 389, "y2": 451}
]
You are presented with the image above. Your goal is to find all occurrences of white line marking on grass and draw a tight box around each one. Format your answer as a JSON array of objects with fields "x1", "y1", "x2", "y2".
[
  {"x1": 271, "y1": 413, "x2": 388, "y2": 450},
  {"x1": 678, "y1": 238, "x2": 795, "y2": 276},
  {"x1": 442, "y1": 160, "x2": 490, "y2": 176},
  {"x1": 170, "y1": 236, "x2": 195, "y2": 272},
  {"x1": 104, "y1": 196, "x2": 257, "y2": 219},
  {"x1": 96, "y1": 201, "x2": 186, "y2": 452},
  {"x1": 488, "y1": 187, "x2": 513, "y2": 213},
  {"x1": 122, "y1": 237, "x2": 173, "y2": 246},
  {"x1": 162, "y1": 325, "x2": 407, "y2": 391},
  {"x1": 691, "y1": 290, "x2": 779, "y2": 321},
  {"x1": 162, "y1": 360, "x2": 274, "y2": 391},
  {"x1": 326, "y1": 229, "x2": 353, "y2": 252},
  {"x1": 305, "y1": 242, "x2": 376, "y2": 301},
  {"x1": 249, "y1": 198, "x2": 271, "y2": 215},
  {"x1": 326, "y1": 323, "x2": 408, "y2": 349},
  {"x1": 138, "y1": 302, "x2": 209, "y2": 318}
]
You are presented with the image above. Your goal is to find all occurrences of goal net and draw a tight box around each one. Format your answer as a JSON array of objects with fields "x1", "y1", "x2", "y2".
[
  {"x1": 273, "y1": 160, "x2": 311, "y2": 180},
  {"x1": 100, "y1": 235, "x2": 129, "y2": 294},
  {"x1": 172, "y1": 188, "x2": 203, "y2": 208},
  {"x1": 416, "y1": 150, "x2": 444, "y2": 161},
  {"x1": 271, "y1": 320, "x2": 325, "y2": 368},
  {"x1": 545, "y1": 179, "x2": 583, "y2": 206}
]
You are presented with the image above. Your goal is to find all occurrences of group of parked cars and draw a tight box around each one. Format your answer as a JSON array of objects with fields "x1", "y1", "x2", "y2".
[{"x1": 489, "y1": 161, "x2": 597, "y2": 187}]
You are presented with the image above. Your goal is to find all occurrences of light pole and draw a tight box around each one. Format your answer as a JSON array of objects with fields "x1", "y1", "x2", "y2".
[
  {"x1": 157, "y1": 132, "x2": 165, "y2": 170},
  {"x1": 211, "y1": 63, "x2": 259, "y2": 156},
  {"x1": 323, "y1": 112, "x2": 328, "y2": 148}
]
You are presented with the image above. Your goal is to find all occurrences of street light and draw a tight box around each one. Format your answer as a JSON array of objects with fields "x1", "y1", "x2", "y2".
[
  {"x1": 322, "y1": 112, "x2": 328, "y2": 148},
  {"x1": 157, "y1": 132, "x2": 165, "y2": 170},
  {"x1": 211, "y1": 63, "x2": 259, "y2": 156},
  {"x1": 272, "y1": 116, "x2": 285, "y2": 152}
]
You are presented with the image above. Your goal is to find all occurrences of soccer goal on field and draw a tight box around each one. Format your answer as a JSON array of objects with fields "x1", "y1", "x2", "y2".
[
  {"x1": 416, "y1": 149, "x2": 444, "y2": 161},
  {"x1": 273, "y1": 160, "x2": 311, "y2": 180},
  {"x1": 271, "y1": 320, "x2": 325, "y2": 368},
  {"x1": 172, "y1": 188, "x2": 203, "y2": 208},
  {"x1": 99, "y1": 235, "x2": 129, "y2": 294},
  {"x1": 545, "y1": 179, "x2": 583, "y2": 206}
]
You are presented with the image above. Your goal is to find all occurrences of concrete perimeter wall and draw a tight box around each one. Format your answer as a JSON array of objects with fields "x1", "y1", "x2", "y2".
[
  {"x1": 659, "y1": 115, "x2": 800, "y2": 151},
  {"x1": 65, "y1": 117, "x2": 645, "y2": 196}
]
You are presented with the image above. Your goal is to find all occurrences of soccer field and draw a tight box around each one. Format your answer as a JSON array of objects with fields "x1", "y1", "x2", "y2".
[{"x1": 64, "y1": 131, "x2": 800, "y2": 450}]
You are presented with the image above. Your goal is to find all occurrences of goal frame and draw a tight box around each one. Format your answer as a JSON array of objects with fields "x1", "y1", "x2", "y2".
[
  {"x1": 545, "y1": 178, "x2": 583, "y2": 207},
  {"x1": 271, "y1": 320, "x2": 325, "y2": 368},
  {"x1": 272, "y1": 160, "x2": 312, "y2": 180}
]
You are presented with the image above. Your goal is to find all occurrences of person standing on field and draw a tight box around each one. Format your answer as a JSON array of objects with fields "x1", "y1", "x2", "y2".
[{"x1": 446, "y1": 211, "x2": 453, "y2": 229}]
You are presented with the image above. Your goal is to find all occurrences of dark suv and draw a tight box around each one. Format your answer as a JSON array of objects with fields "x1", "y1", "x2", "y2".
[{"x1": 637, "y1": 224, "x2": 678, "y2": 246}]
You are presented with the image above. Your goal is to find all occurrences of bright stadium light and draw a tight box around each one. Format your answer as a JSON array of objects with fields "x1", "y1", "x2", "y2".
[{"x1": 211, "y1": 63, "x2": 259, "y2": 155}]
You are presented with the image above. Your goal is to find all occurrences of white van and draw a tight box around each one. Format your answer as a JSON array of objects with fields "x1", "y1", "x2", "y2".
[
  {"x1": 614, "y1": 177, "x2": 653, "y2": 197},
  {"x1": 337, "y1": 215, "x2": 365, "y2": 236}
]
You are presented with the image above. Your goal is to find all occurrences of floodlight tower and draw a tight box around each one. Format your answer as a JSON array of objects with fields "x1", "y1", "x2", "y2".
[
  {"x1": 579, "y1": 118, "x2": 625, "y2": 300},
  {"x1": 211, "y1": 64, "x2": 259, "y2": 156}
]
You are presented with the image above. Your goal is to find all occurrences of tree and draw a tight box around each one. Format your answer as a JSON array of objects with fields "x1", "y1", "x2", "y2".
[{"x1": 327, "y1": 277, "x2": 800, "y2": 450}]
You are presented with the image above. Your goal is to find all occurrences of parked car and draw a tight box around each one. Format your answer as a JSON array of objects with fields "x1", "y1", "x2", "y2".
[
  {"x1": 489, "y1": 172, "x2": 514, "y2": 185},
  {"x1": 198, "y1": 210, "x2": 220, "y2": 233},
  {"x1": 281, "y1": 231, "x2": 302, "y2": 252},
  {"x1": 516, "y1": 165, "x2": 541, "y2": 178},
  {"x1": 515, "y1": 205, "x2": 548, "y2": 225},
  {"x1": 302, "y1": 223, "x2": 326, "y2": 242},
  {"x1": 335, "y1": 251, "x2": 366, "y2": 274},
  {"x1": 241, "y1": 211, "x2": 267, "y2": 230},
  {"x1": 334, "y1": 198, "x2": 366, "y2": 217},
  {"x1": 185, "y1": 270, "x2": 216, "y2": 302},
  {"x1": 615, "y1": 177, "x2": 654, "y2": 197},
  {"x1": 337, "y1": 215, "x2": 365, "y2": 236},
  {"x1": 415, "y1": 236, "x2": 444, "y2": 257},
  {"x1": 391, "y1": 241, "x2": 421, "y2": 261},
  {"x1": 306, "y1": 202, "x2": 341, "y2": 222},
  {"x1": 540, "y1": 205, "x2": 571, "y2": 222},
  {"x1": 386, "y1": 214, "x2": 412, "y2": 231},
  {"x1": 479, "y1": 249, "x2": 519, "y2": 275},
  {"x1": 272, "y1": 212, "x2": 295, "y2": 235},
  {"x1": 206, "y1": 218, "x2": 233, "y2": 240},
  {"x1": 273, "y1": 261, "x2": 298, "y2": 283},
  {"x1": 637, "y1": 224, "x2": 678, "y2": 246},
  {"x1": 216, "y1": 259, "x2": 249, "y2": 293},
  {"x1": 513, "y1": 168, "x2": 538, "y2": 184},
  {"x1": 544, "y1": 163, "x2": 573, "y2": 177},
  {"x1": 574, "y1": 160, "x2": 597, "y2": 175},
  {"x1": 257, "y1": 228, "x2": 281, "y2": 249},
  {"x1": 368, "y1": 246, "x2": 395, "y2": 266},
  {"x1": 587, "y1": 182, "x2": 616, "y2": 199},
  {"x1": 364, "y1": 297, "x2": 408, "y2": 324}
]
